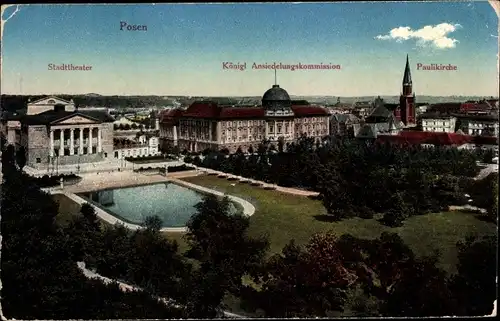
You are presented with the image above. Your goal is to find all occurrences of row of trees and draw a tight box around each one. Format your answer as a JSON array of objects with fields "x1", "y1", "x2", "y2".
[
  {"x1": 194, "y1": 136, "x2": 483, "y2": 225},
  {"x1": 114, "y1": 123, "x2": 152, "y2": 131}
]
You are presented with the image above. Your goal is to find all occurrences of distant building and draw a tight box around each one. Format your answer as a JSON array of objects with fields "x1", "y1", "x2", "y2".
[
  {"x1": 159, "y1": 83, "x2": 330, "y2": 153},
  {"x1": 330, "y1": 113, "x2": 360, "y2": 136},
  {"x1": 420, "y1": 112, "x2": 457, "y2": 133},
  {"x1": 453, "y1": 112, "x2": 499, "y2": 137},
  {"x1": 113, "y1": 133, "x2": 159, "y2": 159},
  {"x1": 376, "y1": 131, "x2": 498, "y2": 156},
  {"x1": 0, "y1": 111, "x2": 22, "y2": 148}
]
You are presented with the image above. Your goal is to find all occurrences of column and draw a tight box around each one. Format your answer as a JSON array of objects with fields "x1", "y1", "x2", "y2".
[
  {"x1": 79, "y1": 128, "x2": 84, "y2": 155},
  {"x1": 59, "y1": 129, "x2": 64, "y2": 156},
  {"x1": 69, "y1": 129, "x2": 75, "y2": 155},
  {"x1": 49, "y1": 130, "x2": 54, "y2": 157},
  {"x1": 274, "y1": 121, "x2": 277, "y2": 139},
  {"x1": 88, "y1": 127, "x2": 93, "y2": 154},
  {"x1": 97, "y1": 128, "x2": 102, "y2": 153}
]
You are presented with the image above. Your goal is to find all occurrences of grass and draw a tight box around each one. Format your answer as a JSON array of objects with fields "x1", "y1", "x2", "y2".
[
  {"x1": 179, "y1": 174, "x2": 497, "y2": 275},
  {"x1": 53, "y1": 193, "x2": 82, "y2": 227}
]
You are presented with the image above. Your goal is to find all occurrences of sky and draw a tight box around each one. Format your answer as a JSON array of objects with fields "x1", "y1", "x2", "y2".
[{"x1": 1, "y1": 2, "x2": 498, "y2": 97}]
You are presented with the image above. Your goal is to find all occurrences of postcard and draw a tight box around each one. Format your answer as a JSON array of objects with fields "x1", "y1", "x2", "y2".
[{"x1": 1, "y1": 2, "x2": 498, "y2": 319}]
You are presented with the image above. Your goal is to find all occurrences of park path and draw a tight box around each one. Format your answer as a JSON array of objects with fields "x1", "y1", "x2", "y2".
[
  {"x1": 182, "y1": 167, "x2": 320, "y2": 197},
  {"x1": 77, "y1": 262, "x2": 245, "y2": 319}
]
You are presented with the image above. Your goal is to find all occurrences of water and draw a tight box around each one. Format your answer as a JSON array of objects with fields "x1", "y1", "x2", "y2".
[{"x1": 82, "y1": 182, "x2": 224, "y2": 228}]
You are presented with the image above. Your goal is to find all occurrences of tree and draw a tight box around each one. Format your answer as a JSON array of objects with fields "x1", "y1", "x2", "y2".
[
  {"x1": 488, "y1": 179, "x2": 498, "y2": 223},
  {"x1": 131, "y1": 123, "x2": 138, "y2": 130},
  {"x1": 124, "y1": 124, "x2": 131, "y2": 130},
  {"x1": 2, "y1": 144, "x2": 17, "y2": 177},
  {"x1": 255, "y1": 233, "x2": 357, "y2": 317},
  {"x1": 381, "y1": 192, "x2": 409, "y2": 227},
  {"x1": 381, "y1": 255, "x2": 456, "y2": 317},
  {"x1": 277, "y1": 137, "x2": 285, "y2": 153},
  {"x1": 184, "y1": 155, "x2": 193, "y2": 163},
  {"x1": 185, "y1": 195, "x2": 269, "y2": 315},
  {"x1": 80, "y1": 203, "x2": 101, "y2": 231},
  {"x1": 192, "y1": 155, "x2": 202, "y2": 166},
  {"x1": 143, "y1": 215, "x2": 163, "y2": 232},
  {"x1": 450, "y1": 235, "x2": 497, "y2": 316},
  {"x1": 1, "y1": 132, "x2": 7, "y2": 150}
]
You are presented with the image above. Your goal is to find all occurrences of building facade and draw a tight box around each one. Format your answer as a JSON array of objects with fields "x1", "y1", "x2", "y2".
[
  {"x1": 454, "y1": 113, "x2": 499, "y2": 137},
  {"x1": 113, "y1": 134, "x2": 159, "y2": 159},
  {"x1": 159, "y1": 84, "x2": 330, "y2": 153},
  {"x1": 421, "y1": 113, "x2": 457, "y2": 133}
]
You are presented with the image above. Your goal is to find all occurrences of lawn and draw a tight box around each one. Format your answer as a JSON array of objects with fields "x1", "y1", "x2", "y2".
[
  {"x1": 53, "y1": 193, "x2": 82, "y2": 227},
  {"x1": 179, "y1": 174, "x2": 497, "y2": 275}
]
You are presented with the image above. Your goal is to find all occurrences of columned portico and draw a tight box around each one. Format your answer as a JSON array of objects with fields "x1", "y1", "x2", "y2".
[{"x1": 48, "y1": 125, "x2": 104, "y2": 158}]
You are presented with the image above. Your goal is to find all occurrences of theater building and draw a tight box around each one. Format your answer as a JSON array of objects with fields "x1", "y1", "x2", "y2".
[
  {"x1": 159, "y1": 84, "x2": 330, "y2": 153},
  {"x1": 17, "y1": 96, "x2": 115, "y2": 169}
]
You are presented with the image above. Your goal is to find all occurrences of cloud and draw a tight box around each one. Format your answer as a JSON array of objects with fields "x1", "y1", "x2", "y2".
[{"x1": 375, "y1": 23, "x2": 462, "y2": 49}]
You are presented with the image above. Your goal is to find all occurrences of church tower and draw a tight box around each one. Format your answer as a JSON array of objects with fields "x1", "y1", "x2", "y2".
[{"x1": 399, "y1": 55, "x2": 416, "y2": 126}]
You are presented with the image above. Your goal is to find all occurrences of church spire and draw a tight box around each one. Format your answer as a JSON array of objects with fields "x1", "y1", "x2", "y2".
[{"x1": 403, "y1": 54, "x2": 412, "y2": 85}]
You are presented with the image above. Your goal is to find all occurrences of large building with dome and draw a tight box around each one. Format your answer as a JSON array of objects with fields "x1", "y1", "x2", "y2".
[{"x1": 159, "y1": 84, "x2": 330, "y2": 153}]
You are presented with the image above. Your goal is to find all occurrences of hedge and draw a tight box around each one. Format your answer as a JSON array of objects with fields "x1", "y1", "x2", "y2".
[
  {"x1": 29, "y1": 174, "x2": 81, "y2": 187},
  {"x1": 167, "y1": 164, "x2": 196, "y2": 173},
  {"x1": 125, "y1": 155, "x2": 175, "y2": 162}
]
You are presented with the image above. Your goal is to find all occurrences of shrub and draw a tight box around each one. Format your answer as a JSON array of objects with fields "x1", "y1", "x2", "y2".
[{"x1": 167, "y1": 164, "x2": 195, "y2": 173}]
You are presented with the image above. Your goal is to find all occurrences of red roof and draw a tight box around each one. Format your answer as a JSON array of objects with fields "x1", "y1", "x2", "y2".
[
  {"x1": 159, "y1": 108, "x2": 184, "y2": 125},
  {"x1": 470, "y1": 135, "x2": 498, "y2": 145},
  {"x1": 376, "y1": 131, "x2": 474, "y2": 146},
  {"x1": 174, "y1": 101, "x2": 329, "y2": 119},
  {"x1": 219, "y1": 107, "x2": 265, "y2": 119},
  {"x1": 291, "y1": 105, "x2": 330, "y2": 117},
  {"x1": 428, "y1": 103, "x2": 462, "y2": 114},
  {"x1": 460, "y1": 102, "x2": 490, "y2": 113}
]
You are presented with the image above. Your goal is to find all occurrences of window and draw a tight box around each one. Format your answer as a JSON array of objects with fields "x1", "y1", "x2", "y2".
[
  {"x1": 36, "y1": 158, "x2": 41, "y2": 163},
  {"x1": 114, "y1": 151, "x2": 118, "y2": 158}
]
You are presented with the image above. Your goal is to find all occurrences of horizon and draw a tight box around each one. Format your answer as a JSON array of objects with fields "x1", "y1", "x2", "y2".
[{"x1": 1, "y1": 3, "x2": 499, "y2": 96}]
